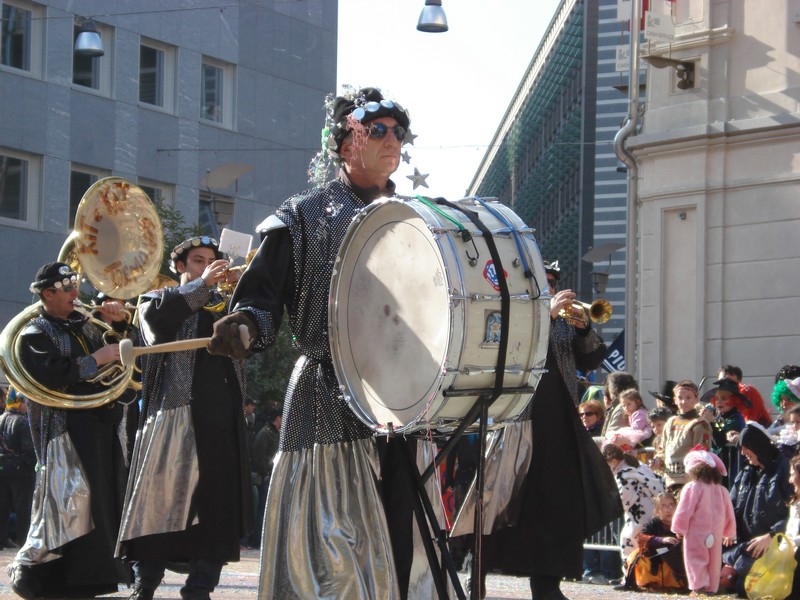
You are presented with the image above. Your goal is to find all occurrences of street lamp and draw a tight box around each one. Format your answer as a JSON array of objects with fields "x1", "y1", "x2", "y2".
[
  {"x1": 416, "y1": 0, "x2": 448, "y2": 33},
  {"x1": 74, "y1": 18, "x2": 104, "y2": 57}
]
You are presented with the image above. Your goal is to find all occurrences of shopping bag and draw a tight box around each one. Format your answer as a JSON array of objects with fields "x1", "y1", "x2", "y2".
[{"x1": 744, "y1": 533, "x2": 797, "y2": 600}]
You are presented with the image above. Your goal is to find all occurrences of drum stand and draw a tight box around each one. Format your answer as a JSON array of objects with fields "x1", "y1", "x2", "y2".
[{"x1": 395, "y1": 197, "x2": 542, "y2": 600}]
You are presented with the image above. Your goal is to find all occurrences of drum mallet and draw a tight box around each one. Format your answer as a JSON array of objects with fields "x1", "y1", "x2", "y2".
[{"x1": 118, "y1": 324, "x2": 251, "y2": 367}]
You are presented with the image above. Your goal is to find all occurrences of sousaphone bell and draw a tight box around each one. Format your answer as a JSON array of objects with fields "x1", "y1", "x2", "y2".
[{"x1": 0, "y1": 177, "x2": 164, "y2": 409}]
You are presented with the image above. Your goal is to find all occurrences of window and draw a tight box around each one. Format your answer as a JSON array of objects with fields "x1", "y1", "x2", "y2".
[
  {"x1": 200, "y1": 57, "x2": 234, "y2": 126},
  {"x1": 137, "y1": 179, "x2": 173, "y2": 207},
  {"x1": 0, "y1": 154, "x2": 27, "y2": 220},
  {"x1": 72, "y1": 20, "x2": 112, "y2": 94},
  {"x1": 0, "y1": 148, "x2": 39, "y2": 225},
  {"x1": 139, "y1": 39, "x2": 175, "y2": 110},
  {"x1": 1, "y1": 0, "x2": 43, "y2": 76},
  {"x1": 199, "y1": 192, "x2": 234, "y2": 237},
  {"x1": 1, "y1": 2, "x2": 29, "y2": 70},
  {"x1": 69, "y1": 167, "x2": 108, "y2": 227}
]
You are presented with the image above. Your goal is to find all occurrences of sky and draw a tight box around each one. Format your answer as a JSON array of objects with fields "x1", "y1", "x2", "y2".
[{"x1": 337, "y1": 0, "x2": 563, "y2": 200}]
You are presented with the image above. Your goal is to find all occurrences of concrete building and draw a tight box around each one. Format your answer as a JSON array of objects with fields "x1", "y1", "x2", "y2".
[
  {"x1": 0, "y1": 0, "x2": 336, "y2": 330},
  {"x1": 470, "y1": 0, "x2": 800, "y2": 398},
  {"x1": 630, "y1": 0, "x2": 800, "y2": 396}
]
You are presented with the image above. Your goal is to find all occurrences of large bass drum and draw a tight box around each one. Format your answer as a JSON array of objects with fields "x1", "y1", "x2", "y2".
[{"x1": 329, "y1": 197, "x2": 550, "y2": 435}]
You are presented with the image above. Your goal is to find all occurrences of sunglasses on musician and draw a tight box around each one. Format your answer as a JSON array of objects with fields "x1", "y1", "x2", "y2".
[
  {"x1": 367, "y1": 122, "x2": 407, "y2": 143},
  {"x1": 49, "y1": 276, "x2": 78, "y2": 292}
]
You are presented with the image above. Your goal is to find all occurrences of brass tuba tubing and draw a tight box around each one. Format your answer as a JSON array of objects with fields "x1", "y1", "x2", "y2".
[{"x1": 0, "y1": 177, "x2": 164, "y2": 409}]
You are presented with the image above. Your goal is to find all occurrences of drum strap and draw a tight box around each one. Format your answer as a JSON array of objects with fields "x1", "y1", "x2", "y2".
[
  {"x1": 414, "y1": 195, "x2": 468, "y2": 233},
  {"x1": 434, "y1": 197, "x2": 510, "y2": 403},
  {"x1": 474, "y1": 196, "x2": 537, "y2": 286}
]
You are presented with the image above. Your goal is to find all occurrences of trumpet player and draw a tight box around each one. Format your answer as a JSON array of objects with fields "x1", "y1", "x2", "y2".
[
  {"x1": 117, "y1": 236, "x2": 253, "y2": 600},
  {"x1": 7, "y1": 262, "x2": 131, "y2": 599},
  {"x1": 475, "y1": 259, "x2": 619, "y2": 600}
]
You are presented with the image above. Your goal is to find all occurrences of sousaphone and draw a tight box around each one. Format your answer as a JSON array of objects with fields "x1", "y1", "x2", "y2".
[{"x1": 0, "y1": 177, "x2": 164, "y2": 409}]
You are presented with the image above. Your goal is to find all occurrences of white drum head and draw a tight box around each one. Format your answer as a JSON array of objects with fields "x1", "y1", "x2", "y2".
[{"x1": 330, "y1": 201, "x2": 451, "y2": 431}]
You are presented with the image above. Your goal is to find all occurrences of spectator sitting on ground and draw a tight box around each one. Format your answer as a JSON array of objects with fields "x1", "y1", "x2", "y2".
[
  {"x1": 624, "y1": 491, "x2": 687, "y2": 592},
  {"x1": 721, "y1": 422, "x2": 792, "y2": 596}
]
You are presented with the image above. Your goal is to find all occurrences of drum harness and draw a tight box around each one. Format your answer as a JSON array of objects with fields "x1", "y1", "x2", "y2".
[{"x1": 405, "y1": 195, "x2": 546, "y2": 600}]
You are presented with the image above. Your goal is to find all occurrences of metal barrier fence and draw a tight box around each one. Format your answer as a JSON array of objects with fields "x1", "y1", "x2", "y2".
[{"x1": 584, "y1": 516, "x2": 624, "y2": 551}]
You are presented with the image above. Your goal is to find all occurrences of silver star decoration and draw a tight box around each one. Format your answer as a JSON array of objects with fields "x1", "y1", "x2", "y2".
[
  {"x1": 403, "y1": 131, "x2": 418, "y2": 146},
  {"x1": 407, "y1": 168, "x2": 429, "y2": 189},
  {"x1": 401, "y1": 151, "x2": 411, "y2": 164}
]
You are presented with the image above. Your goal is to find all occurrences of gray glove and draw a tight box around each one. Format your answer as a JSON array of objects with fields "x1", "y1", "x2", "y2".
[{"x1": 208, "y1": 312, "x2": 257, "y2": 360}]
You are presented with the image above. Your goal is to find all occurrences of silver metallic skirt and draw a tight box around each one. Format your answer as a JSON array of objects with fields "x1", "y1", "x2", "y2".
[
  {"x1": 258, "y1": 438, "x2": 448, "y2": 599},
  {"x1": 16, "y1": 433, "x2": 92, "y2": 565},
  {"x1": 451, "y1": 421, "x2": 533, "y2": 537}
]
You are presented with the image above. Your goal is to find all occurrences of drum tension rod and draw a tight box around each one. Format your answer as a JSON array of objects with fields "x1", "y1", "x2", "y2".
[
  {"x1": 442, "y1": 385, "x2": 538, "y2": 398},
  {"x1": 458, "y1": 230, "x2": 479, "y2": 266}
]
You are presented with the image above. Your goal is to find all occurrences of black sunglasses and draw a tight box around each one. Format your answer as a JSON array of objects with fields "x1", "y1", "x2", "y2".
[{"x1": 368, "y1": 122, "x2": 407, "y2": 143}]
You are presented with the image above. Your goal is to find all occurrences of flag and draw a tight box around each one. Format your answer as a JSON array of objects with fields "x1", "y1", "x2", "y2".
[{"x1": 602, "y1": 330, "x2": 625, "y2": 373}]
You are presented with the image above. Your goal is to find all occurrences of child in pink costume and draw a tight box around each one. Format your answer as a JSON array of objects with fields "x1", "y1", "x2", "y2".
[{"x1": 672, "y1": 446, "x2": 736, "y2": 595}]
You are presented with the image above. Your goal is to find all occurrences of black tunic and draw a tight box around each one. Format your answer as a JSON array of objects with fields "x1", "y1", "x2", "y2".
[
  {"x1": 482, "y1": 318, "x2": 623, "y2": 579},
  {"x1": 18, "y1": 311, "x2": 130, "y2": 595}
]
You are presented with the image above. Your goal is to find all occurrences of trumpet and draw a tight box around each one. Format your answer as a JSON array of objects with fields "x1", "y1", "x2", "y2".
[
  {"x1": 211, "y1": 249, "x2": 257, "y2": 305},
  {"x1": 559, "y1": 298, "x2": 613, "y2": 327}
]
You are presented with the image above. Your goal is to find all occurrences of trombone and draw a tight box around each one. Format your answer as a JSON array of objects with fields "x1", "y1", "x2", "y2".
[{"x1": 559, "y1": 298, "x2": 613, "y2": 327}]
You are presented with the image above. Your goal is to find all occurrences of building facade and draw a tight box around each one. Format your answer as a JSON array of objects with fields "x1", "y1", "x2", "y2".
[
  {"x1": 467, "y1": 0, "x2": 633, "y2": 347},
  {"x1": 0, "y1": 0, "x2": 336, "y2": 330},
  {"x1": 470, "y1": 0, "x2": 800, "y2": 397},
  {"x1": 630, "y1": 0, "x2": 800, "y2": 395}
]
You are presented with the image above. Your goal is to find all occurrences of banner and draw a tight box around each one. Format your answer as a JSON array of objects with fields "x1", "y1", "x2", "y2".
[{"x1": 602, "y1": 330, "x2": 625, "y2": 373}]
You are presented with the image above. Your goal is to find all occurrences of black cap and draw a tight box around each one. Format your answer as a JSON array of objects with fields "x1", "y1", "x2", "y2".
[
  {"x1": 544, "y1": 260, "x2": 561, "y2": 281},
  {"x1": 29, "y1": 262, "x2": 78, "y2": 294}
]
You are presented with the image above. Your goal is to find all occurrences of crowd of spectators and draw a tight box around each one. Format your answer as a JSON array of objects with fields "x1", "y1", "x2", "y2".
[{"x1": 577, "y1": 364, "x2": 800, "y2": 596}]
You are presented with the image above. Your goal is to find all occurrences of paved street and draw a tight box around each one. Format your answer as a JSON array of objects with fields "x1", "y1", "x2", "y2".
[{"x1": 0, "y1": 547, "x2": 740, "y2": 599}]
